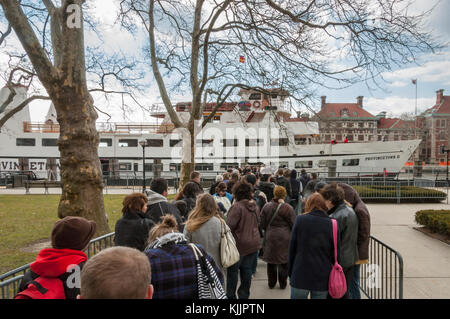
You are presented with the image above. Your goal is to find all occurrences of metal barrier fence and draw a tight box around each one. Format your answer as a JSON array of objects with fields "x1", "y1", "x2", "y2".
[
  {"x1": 359, "y1": 236, "x2": 404, "y2": 299},
  {"x1": 0, "y1": 232, "x2": 115, "y2": 300}
]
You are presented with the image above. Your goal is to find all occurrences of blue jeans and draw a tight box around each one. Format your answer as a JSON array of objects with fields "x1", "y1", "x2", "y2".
[
  {"x1": 226, "y1": 251, "x2": 258, "y2": 299},
  {"x1": 348, "y1": 264, "x2": 361, "y2": 299},
  {"x1": 291, "y1": 287, "x2": 328, "y2": 299}
]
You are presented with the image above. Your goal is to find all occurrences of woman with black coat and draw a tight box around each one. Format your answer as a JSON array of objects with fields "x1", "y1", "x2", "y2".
[
  {"x1": 114, "y1": 193, "x2": 155, "y2": 251},
  {"x1": 288, "y1": 193, "x2": 340, "y2": 299}
]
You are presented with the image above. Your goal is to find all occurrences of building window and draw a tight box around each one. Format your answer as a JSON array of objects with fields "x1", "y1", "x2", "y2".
[
  {"x1": 99, "y1": 138, "x2": 112, "y2": 147},
  {"x1": 16, "y1": 138, "x2": 35, "y2": 146},
  {"x1": 118, "y1": 139, "x2": 138, "y2": 147},
  {"x1": 347, "y1": 122, "x2": 353, "y2": 128},
  {"x1": 295, "y1": 161, "x2": 313, "y2": 168},
  {"x1": 42, "y1": 138, "x2": 58, "y2": 147},
  {"x1": 147, "y1": 139, "x2": 164, "y2": 147},
  {"x1": 249, "y1": 93, "x2": 261, "y2": 100},
  {"x1": 340, "y1": 109, "x2": 349, "y2": 117},
  {"x1": 440, "y1": 131, "x2": 446, "y2": 140},
  {"x1": 342, "y1": 159, "x2": 360, "y2": 166},
  {"x1": 358, "y1": 135, "x2": 364, "y2": 141},
  {"x1": 358, "y1": 122, "x2": 364, "y2": 128}
]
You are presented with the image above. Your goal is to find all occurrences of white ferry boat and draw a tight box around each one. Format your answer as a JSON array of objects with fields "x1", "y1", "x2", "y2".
[{"x1": 0, "y1": 86, "x2": 421, "y2": 181}]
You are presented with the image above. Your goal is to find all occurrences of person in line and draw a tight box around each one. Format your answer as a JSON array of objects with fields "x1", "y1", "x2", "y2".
[
  {"x1": 213, "y1": 182, "x2": 232, "y2": 216},
  {"x1": 190, "y1": 171, "x2": 204, "y2": 194},
  {"x1": 320, "y1": 183, "x2": 359, "y2": 299},
  {"x1": 275, "y1": 168, "x2": 292, "y2": 202},
  {"x1": 78, "y1": 246, "x2": 153, "y2": 299},
  {"x1": 245, "y1": 174, "x2": 267, "y2": 211},
  {"x1": 226, "y1": 171, "x2": 240, "y2": 194},
  {"x1": 226, "y1": 182, "x2": 262, "y2": 299},
  {"x1": 144, "y1": 215, "x2": 223, "y2": 299},
  {"x1": 302, "y1": 172, "x2": 319, "y2": 200},
  {"x1": 115, "y1": 192, "x2": 155, "y2": 251},
  {"x1": 289, "y1": 169, "x2": 302, "y2": 210},
  {"x1": 184, "y1": 193, "x2": 230, "y2": 274},
  {"x1": 209, "y1": 175, "x2": 224, "y2": 195},
  {"x1": 145, "y1": 178, "x2": 183, "y2": 230},
  {"x1": 260, "y1": 186, "x2": 296, "y2": 290},
  {"x1": 336, "y1": 183, "x2": 371, "y2": 299},
  {"x1": 288, "y1": 193, "x2": 339, "y2": 299},
  {"x1": 223, "y1": 172, "x2": 230, "y2": 185},
  {"x1": 258, "y1": 173, "x2": 275, "y2": 203},
  {"x1": 15, "y1": 217, "x2": 97, "y2": 299},
  {"x1": 176, "y1": 181, "x2": 202, "y2": 219}
]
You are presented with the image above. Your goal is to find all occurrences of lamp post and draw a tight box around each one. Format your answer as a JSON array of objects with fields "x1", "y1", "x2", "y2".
[{"x1": 139, "y1": 140, "x2": 149, "y2": 193}]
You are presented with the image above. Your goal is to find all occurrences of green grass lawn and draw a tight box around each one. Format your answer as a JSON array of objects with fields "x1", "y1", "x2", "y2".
[{"x1": 0, "y1": 194, "x2": 174, "y2": 274}]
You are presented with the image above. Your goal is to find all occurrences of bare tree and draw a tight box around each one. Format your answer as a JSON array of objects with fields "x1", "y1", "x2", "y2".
[
  {"x1": 119, "y1": 0, "x2": 442, "y2": 184},
  {"x1": 0, "y1": 0, "x2": 144, "y2": 235}
]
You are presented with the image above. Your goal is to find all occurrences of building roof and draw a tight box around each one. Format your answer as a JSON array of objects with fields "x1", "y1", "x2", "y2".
[
  {"x1": 423, "y1": 96, "x2": 450, "y2": 116},
  {"x1": 378, "y1": 118, "x2": 415, "y2": 130},
  {"x1": 317, "y1": 103, "x2": 376, "y2": 119}
]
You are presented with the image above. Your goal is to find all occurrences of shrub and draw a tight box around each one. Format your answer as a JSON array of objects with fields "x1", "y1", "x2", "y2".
[
  {"x1": 353, "y1": 185, "x2": 447, "y2": 203},
  {"x1": 415, "y1": 210, "x2": 450, "y2": 236}
]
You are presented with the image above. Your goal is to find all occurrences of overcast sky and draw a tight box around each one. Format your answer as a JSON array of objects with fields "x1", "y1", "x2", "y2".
[{"x1": 1, "y1": 0, "x2": 449, "y2": 122}]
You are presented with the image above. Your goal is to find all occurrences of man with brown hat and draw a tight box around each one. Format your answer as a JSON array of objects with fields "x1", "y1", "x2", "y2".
[{"x1": 15, "y1": 216, "x2": 97, "y2": 299}]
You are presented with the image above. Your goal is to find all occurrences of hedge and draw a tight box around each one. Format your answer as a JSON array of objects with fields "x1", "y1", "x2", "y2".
[
  {"x1": 353, "y1": 185, "x2": 447, "y2": 203},
  {"x1": 415, "y1": 210, "x2": 450, "y2": 236}
]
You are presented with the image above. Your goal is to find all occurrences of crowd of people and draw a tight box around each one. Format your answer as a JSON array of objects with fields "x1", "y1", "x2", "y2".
[{"x1": 15, "y1": 166, "x2": 371, "y2": 300}]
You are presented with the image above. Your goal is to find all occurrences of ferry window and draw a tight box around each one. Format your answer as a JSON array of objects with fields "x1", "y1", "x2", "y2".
[
  {"x1": 222, "y1": 139, "x2": 238, "y2": 147},
  {"x1": 270, "y1": 138, "x2": 289, "y2": 146},
  {"x1": 134, "y1": 163, "x2": 138, "y2": 171},
  {"x1": 196, "y1": 139, "x2": 213, "y2": 146},
  {"x1": 144, "y1": 164, "x2": 153, "y2": 172},
  {"x1": 220, "y1": 163, "x2": 239, "y2": 170},
  {"x1": 195, "y1": 163, "x2": 214, "y2": 171},
  {"x1": 170, "y1": 163, "x2": 181, "y2": 171},
  {"x1": 271, "y1": 94, "x2": 278, "y2": 99},
  {"x1": 42, "y1": 138, "x2": 58, "y2": 147},
  {"x1": 294, "y1": 137, "x2": 307, "y2": 145},
  {"x1": 245, "y1": 139, "x2": 264, "y2": 147},
  {"x1": 99, "y1": 138, "x2": 112, "y2": 147},
  {"x1": 295, "y1": 161, "x2": 313, "y2": 168},
  {"x1": 342, "y1": 159, "x2": 359, "y2": 166},
  {"x1": 170, "y1": 139, "x2": 182, "y2": 147},
  {"x1": 118, "y1": 139, "x2": 138, "y2": 147},
  {"x1": 16, "y1": 138, "x2": 35, "y2": 146},
  {"x1": 279, "y1": 161, "x2": 289, "y2": 168},
  {"x1": 249, "y1": 93, "x2": 261, "y2": 100},
  {"x1": 119, "y1": 163, "x2": 132, "y2": 171},
  {"x1": 147, "y1": 139, "x2": 163, "y2": 147}
]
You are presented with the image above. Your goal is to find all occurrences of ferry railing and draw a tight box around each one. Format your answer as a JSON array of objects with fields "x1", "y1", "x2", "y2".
[{"x1": 0, "y1": 232, "x2": 115, "y2": 300}]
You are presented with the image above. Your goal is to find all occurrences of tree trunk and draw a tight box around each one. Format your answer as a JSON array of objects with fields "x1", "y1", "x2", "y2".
[
  {"x1": 54, "y1": 88, "x2": 110, "y2": 235},
  {"x1": 179, "y1": 125, "x2": 196, "y2": 189}
]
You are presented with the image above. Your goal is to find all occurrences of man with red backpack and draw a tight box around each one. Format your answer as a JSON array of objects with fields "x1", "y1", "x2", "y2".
[{"x1": 15, "y1": 216, "x2": 97, "y2": 299}]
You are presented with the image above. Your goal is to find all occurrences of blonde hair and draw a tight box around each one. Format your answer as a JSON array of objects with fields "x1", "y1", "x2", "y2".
[
  {"x1": 80, "y1": 246, "x2": 151, "y2": 299},
  {"x1": 185, "y1": 193, "x2": 222, "y2": 233},
  {"x1": 148, "y1": 215, "x2": 179, "y2": 244}
]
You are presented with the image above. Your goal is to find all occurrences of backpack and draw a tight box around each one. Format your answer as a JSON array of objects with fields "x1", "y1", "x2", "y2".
[{"x1": 15, "y1": 273, "x2": 66, "y2": 299}]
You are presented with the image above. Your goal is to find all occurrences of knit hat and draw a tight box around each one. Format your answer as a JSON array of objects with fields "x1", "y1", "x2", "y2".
[
  {"x1": 51, "y1": 216, "x2": 97, "y2": 251},
  {"x1": 273, "y1": 185, "x2": 287, "y2": 200}
]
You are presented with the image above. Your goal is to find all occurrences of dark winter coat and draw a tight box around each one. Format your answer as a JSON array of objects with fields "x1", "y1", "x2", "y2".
[
  {"x1": 299, "y1": 173, "x2": 310, "y2": 191},
  {"x1": 257, "y1": 181, "x2": 275, "y2": 202},
  {"x1": 288, "y1": 210, "x2": 340, "y2": 291},
  {"x1": 114, "y1": 211, "x2": 155, "y2": 251},
  {"x1": 338, "y1": 183, "x2": 371, "y2": 261},
  {"x1": 145, "y1": 190, "x2": 184, "y2": 231},
  {"x1": 260, "y1": 200, "x2": 296, "y2": 264},
  {"x1": 275, "y1": 176, "x2": 292, "y2": 199},
  {"x1": 328, "y1": 201, "x2": 359, "y2": 268},
  {"x1": 226, "y1": 199, "x2": 262, "y2": 256}
]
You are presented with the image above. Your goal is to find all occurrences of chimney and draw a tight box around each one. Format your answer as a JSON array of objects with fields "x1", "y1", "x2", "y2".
[
  {"x1": 321, "y1": 96, "x2": 326, "y2": 110},
  {"x1": 357, "y1": 96, "x2": 363, "y2": 108},
  {"x1": 436, "y1": 89, "x2": 444, "y2": 105}
]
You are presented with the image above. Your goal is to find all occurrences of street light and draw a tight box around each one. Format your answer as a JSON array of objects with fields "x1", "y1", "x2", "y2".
[{"x1": 139, "y1": 140, "x2": 149, "y2": 193}]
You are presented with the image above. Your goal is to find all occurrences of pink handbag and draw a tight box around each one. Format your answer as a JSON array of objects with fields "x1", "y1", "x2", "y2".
[{"x1": 328, "y1": 218, "x2": 347, "y2": 299}]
